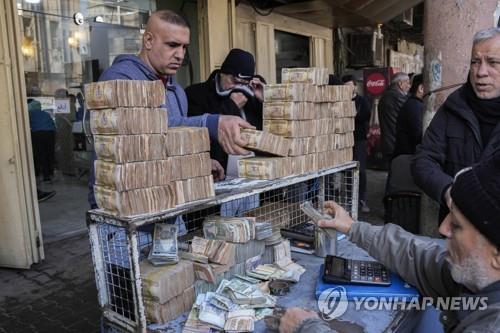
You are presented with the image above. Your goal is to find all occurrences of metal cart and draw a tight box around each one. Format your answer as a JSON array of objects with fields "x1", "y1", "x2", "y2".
[{"x1": 87, "y1": 161, "x2": 359, "y2": 332}]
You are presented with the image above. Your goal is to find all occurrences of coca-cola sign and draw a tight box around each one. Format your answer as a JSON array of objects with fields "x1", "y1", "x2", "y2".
[{"x1": 365, "y1": 72, "x2": 387, "y2": 96}]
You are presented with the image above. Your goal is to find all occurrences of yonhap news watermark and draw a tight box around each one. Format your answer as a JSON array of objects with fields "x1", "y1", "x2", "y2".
[{"x1": 318, "y1": 287, "x2": 488, "y2": 320}]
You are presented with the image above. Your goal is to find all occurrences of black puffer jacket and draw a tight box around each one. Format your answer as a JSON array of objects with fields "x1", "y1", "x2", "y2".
[
  {"x1": 186, "y1": 70, "x2": 263, "y2": 172},
  {"x1": 378, "y1": 87, "x2": 408, "y2": 157},
  {"x1": 411, "y1": 85, "x2": 500, "y2": 220}
]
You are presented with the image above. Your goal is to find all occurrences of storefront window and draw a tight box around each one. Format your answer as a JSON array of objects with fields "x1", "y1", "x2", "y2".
[
  {"x1": 18, "y1": 0, "x2": 155, "y2": 190},
  {"x1": 275, "y1": 30, "x2": 310, "y2": 83}
]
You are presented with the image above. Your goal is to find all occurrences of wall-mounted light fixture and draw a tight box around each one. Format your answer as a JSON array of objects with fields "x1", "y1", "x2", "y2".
[{"x1": 21, "y1": 36, "x2": 35, "y2": 57}]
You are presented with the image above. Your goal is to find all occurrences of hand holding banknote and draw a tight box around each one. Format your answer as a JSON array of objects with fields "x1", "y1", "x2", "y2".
[{"x1": 317, "y1": 201, "x2": 354, "y2": 234}]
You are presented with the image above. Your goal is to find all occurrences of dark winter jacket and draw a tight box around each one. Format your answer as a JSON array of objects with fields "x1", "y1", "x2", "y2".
[
  {"x1": 393, "y1": 95, "x2": 424, "y2": 157},
  {"x1": 297, "y1": 222, "x2": 500, "y2": 333},
  {"x1": 88, "y1": 54, "x2": 219, "y2": 208},
  {"x1": 186, "y1": 70, "x2": 263, "y2": 171},
  {"x1": 353, "y1": 94, "x2": 371, "y2": 142},
  {"x1": 411, "y1": 85, "x2": 500, "y2": 221},
  {"x1": 378, "y1": 87, "x2": 408, "y2": 157}
]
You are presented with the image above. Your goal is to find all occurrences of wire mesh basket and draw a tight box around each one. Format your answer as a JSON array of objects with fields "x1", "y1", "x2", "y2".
[{"x1": 87, "y1": 162, "x2": 359, "y2": 332}]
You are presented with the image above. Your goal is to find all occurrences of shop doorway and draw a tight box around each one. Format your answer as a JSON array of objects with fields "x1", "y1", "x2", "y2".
[{"x1": 18, "y1": 0, "x2": 151, "y2": 244}]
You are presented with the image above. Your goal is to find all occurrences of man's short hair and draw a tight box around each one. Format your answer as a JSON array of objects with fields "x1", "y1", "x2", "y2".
[
  {"x1": 409, "y1": 74, "x2": 423, "y2": 95},
  {"x1": 391, "y1": 72, "x2": 409, "y2": 86},
  {"x1": 155, "y1": 10, "x2": 190, "y2": 29},
  {"x1": 473, "y1": 27, "x2": 500, "y2": 46}
]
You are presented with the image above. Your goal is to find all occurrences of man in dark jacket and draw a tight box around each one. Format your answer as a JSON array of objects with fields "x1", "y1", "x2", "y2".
[
  {"x1": 412, "y1": 27, "x2": 500, "y2": 223},
  {"x1": 394, "y1": 74, "x2": 424, "y2": 157},
  {"x1": 342, "y1": 75, "x2": 371, "y2": 212},
  {"x1": 186, "y1": 48, "x2": 264, "y2": 173},
  {"x1": 378, "y1": 72, "x2": 410, "y2": 162},
  {"x1": 280, "y1": 151, "x2": 500, "y2": 333}
]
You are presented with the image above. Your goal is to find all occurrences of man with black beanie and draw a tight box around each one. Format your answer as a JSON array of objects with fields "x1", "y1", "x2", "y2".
[
  {"x1": 186, "y1": 48, "x2": 265, "y2": 175},
  {"x1": 279, "y1": 150, "x2": 500, "y2": 333},
  {"x1": 412, "y1": 27, "x2": 500, "y2": 224}
]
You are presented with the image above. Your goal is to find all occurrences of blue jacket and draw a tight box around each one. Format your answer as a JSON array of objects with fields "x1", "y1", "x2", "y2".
[
  {"x1": 28, "y1": 99, "x2": 56, "y2": 132},
  {"x1": 88, "y1": 54, "x2": 219, "y2": 208}
]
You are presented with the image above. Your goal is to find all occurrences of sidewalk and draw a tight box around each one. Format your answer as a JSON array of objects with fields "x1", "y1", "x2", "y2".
[
  {"x1": 0, "y1": 169, "x2": 388, "y2": 333},
  {"x1": 0, "y1": 232, "x2": 100, "y2": 333}
]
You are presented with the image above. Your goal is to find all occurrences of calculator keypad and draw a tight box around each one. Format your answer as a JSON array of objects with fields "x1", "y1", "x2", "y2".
[{"x1": 349, "y1": 260, "x2": 391, "y2": 285}]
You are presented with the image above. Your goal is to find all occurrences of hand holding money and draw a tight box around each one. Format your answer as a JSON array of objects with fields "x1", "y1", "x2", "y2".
[
  {"x1": 218, "y1": 115, "x2": 255, "y2": 155},
  {"x1": 318, "y1": 200, "x2": 354, "y2": 234}
]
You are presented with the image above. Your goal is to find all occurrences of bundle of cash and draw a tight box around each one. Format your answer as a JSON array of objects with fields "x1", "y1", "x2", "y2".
[
  {"x1": 140, "y1": 259, "x2": 194, "y2": 304},
  {"x1": 305, "y1": 153, "x2": 318, "y2": 172},
  {"x1": 273, "y1": 239, "x2": 291, "y2": 262},
  {"x1": 85, "y1": 80, "x2": 165, "y2": 109},
  {"x1": 203, "y1": 216, "x2": 254, "y2": 243},
  {"x1": 238, "y1": 157, "x2": 292, "y2": 180},
  {"x1": 334, "y1": 117, "x2": 355, "y2": 133},
  {"x1": 165, "y1": 127, "x2": 210, "y2": 156},
  {"x1": 233, "y1": 240, "x2": 266, "y2": 265},
  {"x1": 149, "y1": 223, "x2": 179, "y2": 265},
  {"x1": 220, "y1": 279, "x2": 268, "y2": 305},
  {"x1": 180, "y1": 250, "x2": 209, "y2": 263},
  {"x1": 93, "y1": 134, "x2": 168, "y2": 163},
  {"x1": 175, "y1": 175, "x2": 215, "y2": 205},
  {"x1": 182, "y1": 303, "x2": 212, "y2": 333},
  {"x1": 314, "y1": 134, "x2": 330, "y2": 153},
  {"x1": 170, "y1": 153, "x2": 212, "y2": 181},
  {"x1": 264, "y1": 83, "x2": 317, "y2": 102},
  {"x1": 144, "y1": 286, "x2": 195, "y2": 324},
  {"x1": 319, "y1": 85, "x2": 355, "y2": 102},
  {"x1": 193, "y1": 262, "x2": 217, "y2": 284},
  {"x1": 318, "y1": 103, "x2": 335, "y2": 119},
  {"x1": 246, "y1": 264, "x2": 284, "y2": 281},
  {"x1": 264, "y1": 229, "x2": 283, "y2": 246},
  {"x1": 300, "y1": 200, "x2": 337, "y2": 239},
  {"x1": 255, "y1": 222, "x2": 273, "y2": 240},
  {"x1": 240, "y1": 129, "x2": 291, "y2": 157},
  {"x1": 334, "y1": 132, "x2": 355, "y2": 150},
  {"x1": 288, "y1": 137, "x2": 315, "y2": 156},
  {"x1": 190, "y1": 236, "x2": 236, "y2": 266},
  {"x1": 198, "y1": 293, "x2": 227, "y2": 329},
  {"x1": 263, "y1": 119, "x2": 317, "y2": 138},
  {"x1": 94, "y1": 184, "x2": 177, "y2": 216},
  {"x1": 263, "y1": 101, "x2": 316, "y2": 120},
  {"x1": 274, "y1": 257, "x2": 306, "y2": 283},
  {"x1": 316, "y1": 118, "x2": 333, "y2": 135},
  {"x1": 281, "y1": 67, "x2": 329, "y2": 86},
  {"x1": 338, "y1": 100, "x2": 356, "y2": 117},
  {"x1": 90, "y1": 108, "x2": 168, "y2": 135},
  {"x1": 224, "y1": 309, "x2": 255, "y2": 332},
  {"x1": 94, "y1": 159, "x2": 171, "y2": 191},
  {"x1": 290, "y1": 155, "x2": 306, "y2": 175}
]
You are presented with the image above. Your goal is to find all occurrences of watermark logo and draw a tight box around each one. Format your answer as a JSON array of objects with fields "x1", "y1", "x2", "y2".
[
  {"x1": 318, "y1": 289, "x2": 488, "y2": 321},
  {"x1": 317, "y1": 287, "x2": 349, "y2": 320}
]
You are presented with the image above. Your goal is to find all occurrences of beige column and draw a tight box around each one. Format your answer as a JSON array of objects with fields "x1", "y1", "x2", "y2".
[{"x1": 0, "y1": 0, "x2": 43, "y2": 268}]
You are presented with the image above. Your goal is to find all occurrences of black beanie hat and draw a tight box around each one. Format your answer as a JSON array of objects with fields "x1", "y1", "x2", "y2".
[
  {"x1": 220, "y1": 48, "x2": 255, "y2": 79},
  {"x1": 451, "y1": 150, "x2": 500, "y2": 247}
]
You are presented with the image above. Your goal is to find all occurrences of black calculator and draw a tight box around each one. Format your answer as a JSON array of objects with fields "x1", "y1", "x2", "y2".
[{"x1": 323, "y1": 255, "x2": 391, "y2": 286}]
